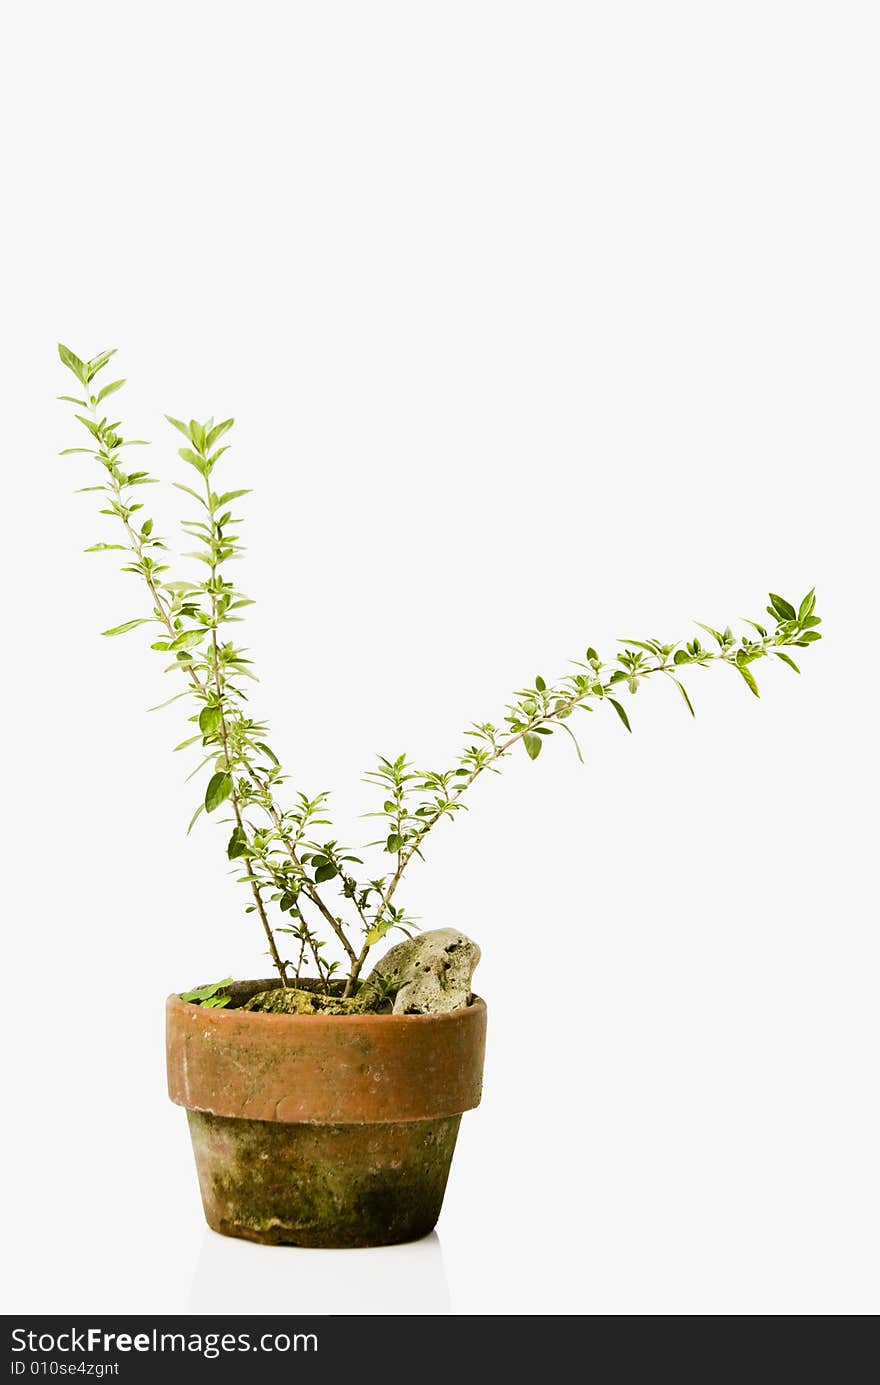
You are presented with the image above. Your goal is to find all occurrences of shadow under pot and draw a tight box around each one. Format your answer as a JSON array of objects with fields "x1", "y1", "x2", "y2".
[{"x1": 166, "y1": 980, "x2": 487, "y2": 1248}]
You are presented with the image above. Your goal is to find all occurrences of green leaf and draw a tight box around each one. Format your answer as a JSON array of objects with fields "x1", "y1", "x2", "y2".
[
  {"x1": 523, "y1": 732, "x2": 543, "y2": 760},
  {"x1": 535, "y1": 674, "x2": 546, "y2": 692},
  {"x1": 186, "y1": 802, "x2": 205, "y2": 835},
  {"x1": 172, "y1": 482, "x2": 205, "y2": 505},
  {"x1": 84, "y1": 543, "x2": 126, "y2": 553},
  {"x1": 184, "y1": 752, "x2": 215, "y2": 783},
  {"x1": 170, "y1": 629, "x2": 205, "y2": 650},
  {"x1": 58, "y1": 343, "x2": 87, "y2": 383},
  {"x1": 165, "y1": 415, "x2": 191, "y2": 441},
  {"x1": 206, "y1": 419, "x2": 234, "y2": 449},
  {"x1": 254, "y1": 741, "x2": 279, "y2": 766},
  {"x1": 147, "y1": 690, "x2": 189, "y2": 712},
  {"x1": 670, "y1": 677, "x2": 695, "y2": 717},
  {"x1": 366, "y1": 918, "x2": 395, "y2": 947},
  {"x1": 227, "y1": 825, "x2": 249, "y2": 859},
  {"x1": 85, "y1": 348, "x2": 117, "y2": 380},
  {"x1": 217, "y1": 489, "x2": 251, "y2": 506},
  {"x1": 202, "y1": 994, "x2": 231, "y2": 1008},
  {"x1": 774, "y1": 652, "x2": 801, "y2": 674},
  {"x1": 768, "y1": 592, "x2": 796, "y2": 621},
  {"x1": 673, "y1": 649, "x2": 690, "y2": 665},
  {"x1": 95, "y1": 379, "x2": 126, "y2": 404},
  {"x1": 174, "y1": 734, "x2": 201, "y2": 751},
  {"x1": 557, "y1": 719, "x2": 585, "y2": 763},
  {"x1": 199, "y1": 705, "x2": 222, "y2": 735},
  {"x1": 205, "y1": 770, "x2": 233, "y2": 812},
  {"x1": 797, "y1": 631, "x2": 822, "y2": 643},
  {"x1": 314, "y1": 862, "x2": 338, "y2": 883},
  {"x1": 695, "y1": 621, "x2": 724, "y2": 647},
  {"x1": 74, "y1": 413, "x2": 102, "y2": 440},
  {"x1": 101, "y1": 618, "x2": 152, "y2": 636},
  {"x1": 735, "y1": 662, "x2": 760, "y2": 697},
  {"x1": 181, "y1": 976, "x2": 233, "y2": 1004},
  {"x1": 798, "y1": 588, "x2": 816, "y2": 621},
  {"x1": 607, "y1": 698, "x2": 632, "y2": 732}
]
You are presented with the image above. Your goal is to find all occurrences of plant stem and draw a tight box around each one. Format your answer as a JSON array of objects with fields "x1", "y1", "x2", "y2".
[
  {"x1": 82, "y1": 400, "x2": 292, "y2": 973},
  {"x1": 113, "y1": 461, "x2": 288, "y2": 984},
  {"x1": 293, "y1": 903, "x2": 328, "y2": 987},
  {"x1": 349, "y1": 637, "x2": 783, "y2": 986},
  {"x1": 60, "y1": 353, "x2": 819, "y2": 999},
  {"x1": 200, "y1": 471, "x2": 290, "y2": 984},
  {"x1": 246, "y1": 764, "x2": 360, "y2": 970}
]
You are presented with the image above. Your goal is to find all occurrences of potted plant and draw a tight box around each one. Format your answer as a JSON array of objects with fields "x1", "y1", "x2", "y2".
[{"x1": 57, "y1": 344, "x2": 822, "y2": 1248}]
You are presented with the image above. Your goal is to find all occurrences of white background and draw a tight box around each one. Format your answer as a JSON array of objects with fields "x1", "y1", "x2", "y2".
[{"x1": 1, "y1": 1, "x2": 877, "y2": 1316}]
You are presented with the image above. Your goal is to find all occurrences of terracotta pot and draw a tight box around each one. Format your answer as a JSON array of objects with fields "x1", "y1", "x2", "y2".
[{"x1": 166, "y1": 979, "x2": 487, "y2": 1248}]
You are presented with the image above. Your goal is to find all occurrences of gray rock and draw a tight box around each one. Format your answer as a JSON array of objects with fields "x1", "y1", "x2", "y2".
[{"x1": 366, "y1": 927, "x2": 481, "y2": 1015}]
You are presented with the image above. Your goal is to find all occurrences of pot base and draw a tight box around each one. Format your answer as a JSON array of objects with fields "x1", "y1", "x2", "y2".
[{"x1": 187, "y1": 1109, "x2": 462, "y2": 1248}]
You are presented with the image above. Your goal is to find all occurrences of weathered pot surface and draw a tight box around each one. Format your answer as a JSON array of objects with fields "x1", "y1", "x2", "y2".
[{"x1": 166, "y1": 979, "x2": 487, "y2": 1248}]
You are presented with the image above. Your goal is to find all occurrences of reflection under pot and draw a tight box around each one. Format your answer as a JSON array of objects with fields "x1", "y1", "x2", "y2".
[{"x1": 188, "y1": 1227, "x2": 451, "y2": 1315}]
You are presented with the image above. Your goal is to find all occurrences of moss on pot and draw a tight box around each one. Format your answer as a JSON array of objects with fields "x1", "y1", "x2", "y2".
[
  {"x1": 242, "y1": 986, "x2": 380, "y2": 1016},
  {"x1": 187, "y1": 1109, "x2": 462, "y2": 1248}
]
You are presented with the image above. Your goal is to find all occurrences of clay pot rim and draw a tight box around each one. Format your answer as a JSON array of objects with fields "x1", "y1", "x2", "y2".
[
  {"x1": 167, "y1": 989, "x2": 486, "y2": 1026},
  {"x1": 167, "y1": 983, "x2": 487, "y2": 1124}
]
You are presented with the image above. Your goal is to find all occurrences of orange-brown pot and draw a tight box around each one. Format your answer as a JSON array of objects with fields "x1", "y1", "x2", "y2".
[{"x1": 166, "y1": 980, "x2": 487, "y2": 1248}]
